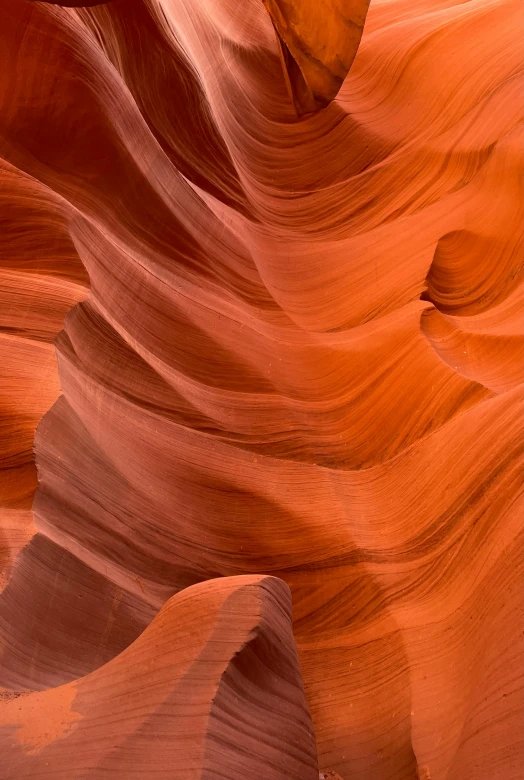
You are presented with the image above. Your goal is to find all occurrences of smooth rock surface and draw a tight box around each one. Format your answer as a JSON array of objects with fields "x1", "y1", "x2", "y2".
[
  {"x1": 0, "y1": 575, "x2": 318, "y2": 779},
  {"x1": 0, "y1": 0, "x2": 522, "y2": 778}
]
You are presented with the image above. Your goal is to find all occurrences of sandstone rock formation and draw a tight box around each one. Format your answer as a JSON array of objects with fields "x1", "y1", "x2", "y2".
[
  {"x1": 264, "y1": 0, "x2": 371, "y2": 115},
  {"x1": 0, "y1": 0, "x2": 522, "y2": 777},
  {"x1": 0, "y1": 575, "x2": 318, "y2": 779}
]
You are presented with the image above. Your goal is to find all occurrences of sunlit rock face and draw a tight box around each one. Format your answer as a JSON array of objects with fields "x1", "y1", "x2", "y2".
[{"x1": 0, "y1": 0, "x2": 522, "y2": 778}]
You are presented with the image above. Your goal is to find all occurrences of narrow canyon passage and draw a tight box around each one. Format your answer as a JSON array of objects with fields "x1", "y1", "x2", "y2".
[{"x1": 0, "y1": 0, "x2": 522, "y2": 777}]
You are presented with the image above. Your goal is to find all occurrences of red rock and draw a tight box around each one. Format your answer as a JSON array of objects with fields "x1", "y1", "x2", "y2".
[
  {"x1": 0, "y1": 0, "x2": 522, "y2": 777},
  {"x1": 0, "y1": 575, "x2": 318, "y2": 779},
  {"x1": 263, "y1": 0, "x2": 371, "y2": 115}
]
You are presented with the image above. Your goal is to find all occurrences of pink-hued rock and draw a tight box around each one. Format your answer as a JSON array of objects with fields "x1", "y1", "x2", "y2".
[
  {"x1": 0, "y1": 575, "x2": 318, "y2": 779},
  {"x1": 0, "y1": 0, "x2": 522, "y2": 777}
]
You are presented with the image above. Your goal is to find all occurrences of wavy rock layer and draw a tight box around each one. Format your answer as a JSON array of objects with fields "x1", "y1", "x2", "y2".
[
  {"x1": 264, "y1": 0, "x2": 371, "y2": 115},
  {"x1": 0, "y1": 0, "x2": 522, "y2": 778},
  {"x1": 0, "y1": 160, "x2": 88, "y2": 593},
  {"x1": 0, "y1": 575, "x2": 318, "y2": 779}
]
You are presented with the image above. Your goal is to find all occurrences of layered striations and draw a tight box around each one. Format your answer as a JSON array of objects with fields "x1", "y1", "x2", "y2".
[
  {"x1": 0, "y1": 575, "x2": 318, "y2": 779},
  {"x1": 0, "y1": 161, "x2": 88, "y2": 593},
  {"x1": 0, "y1": 0, "x2": 522, "y2": 778}
]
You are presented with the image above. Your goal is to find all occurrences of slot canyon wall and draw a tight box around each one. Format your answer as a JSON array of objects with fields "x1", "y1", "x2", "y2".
[{"x1": 0, "y1": 0, "x2": 522, "y2": 777}]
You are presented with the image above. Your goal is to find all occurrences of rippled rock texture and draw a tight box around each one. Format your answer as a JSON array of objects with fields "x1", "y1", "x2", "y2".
[
  {"x1": 0, "y1": 575, "x2": 318, "y2": 779},
  {"x1": 0, "y1": 0, "x2": 522, "y2": 777}
]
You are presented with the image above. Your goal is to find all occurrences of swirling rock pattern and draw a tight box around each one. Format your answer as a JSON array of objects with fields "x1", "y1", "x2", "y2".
[
  {"x1": 264, "y1": 0, "x2": 371, "y2": 115},
  {"x1": 0, "y1": 160, "x2": 88, "y2": 593},
  {"x1": 0, "y1": 575, "x2": 318, "y2": 779},
  {"x1": 0, "y1": 0, "x2": 522, "y2": 778}
]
